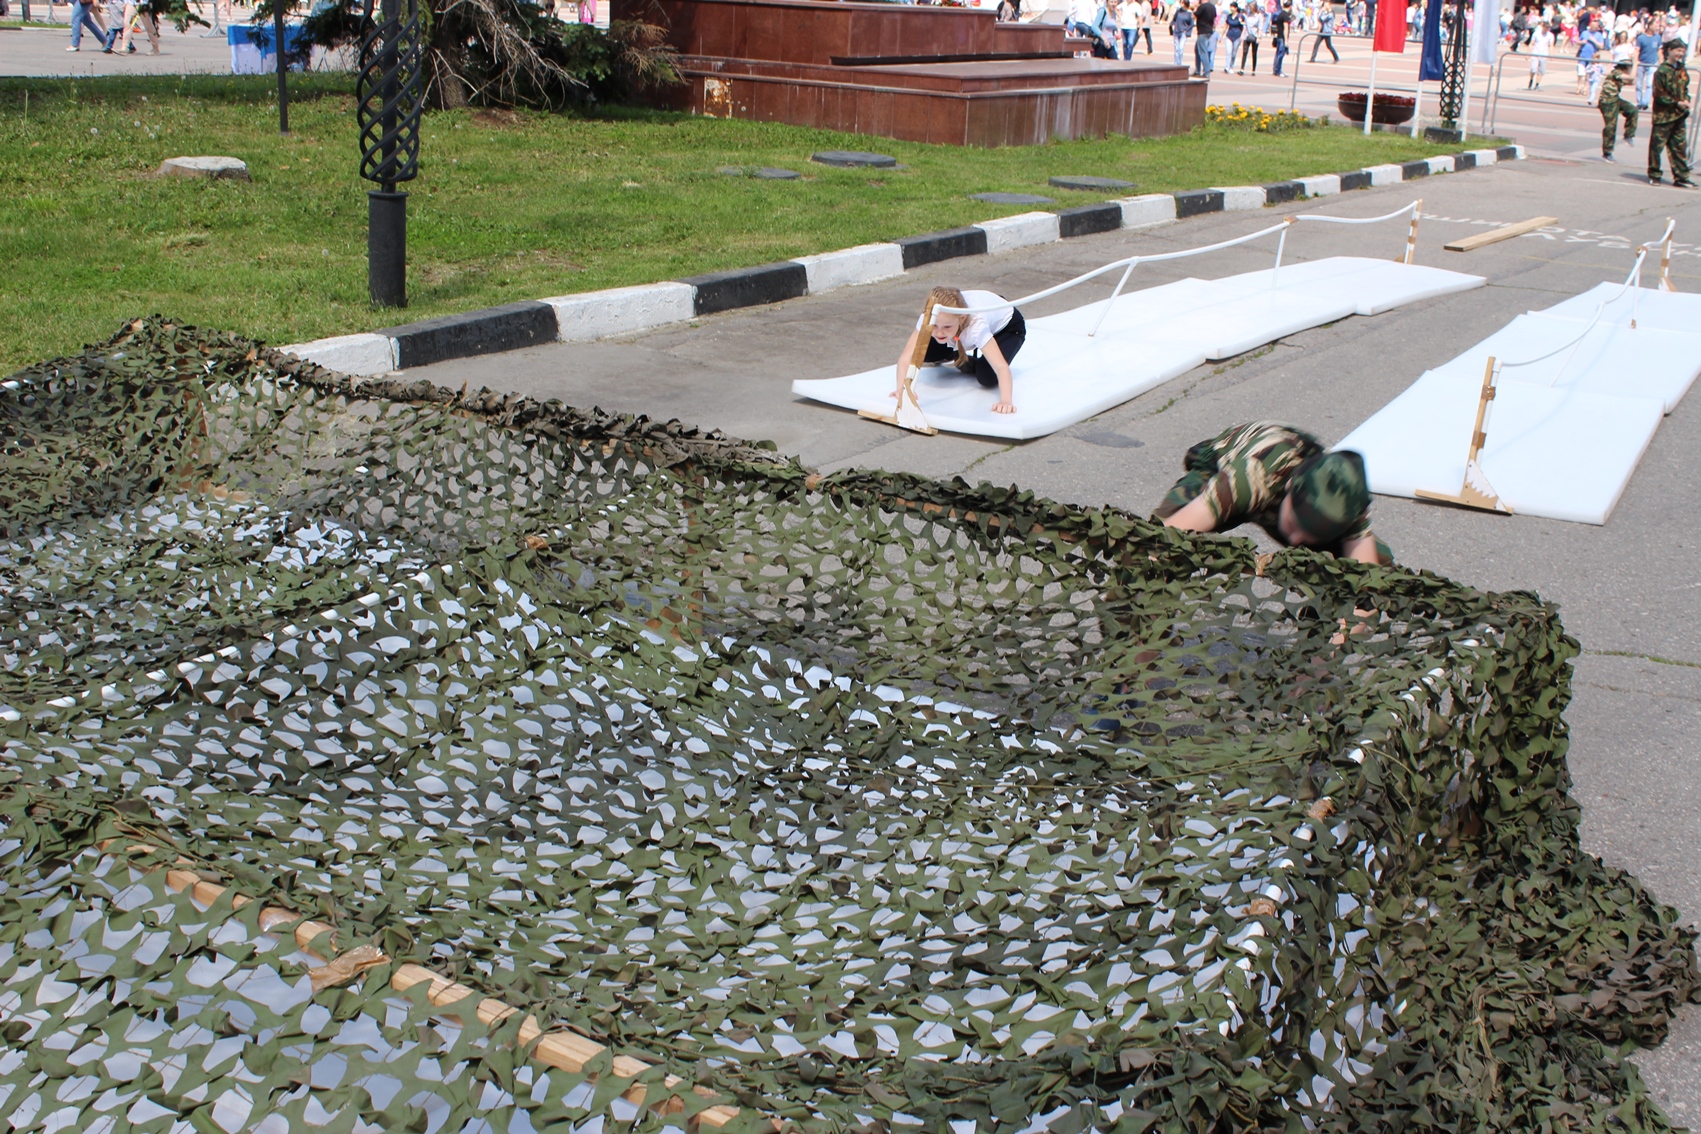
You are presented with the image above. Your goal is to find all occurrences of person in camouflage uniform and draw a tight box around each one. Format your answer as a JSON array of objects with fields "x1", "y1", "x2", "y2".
[
  {"x1": 1649, "y1": 38, "x2": 1694, "y2": 187},
  {"x1": 1599, "y1": 58, "x2": 1638, "y2": 162},
  {"x1": 1154, "y1": 421, "x2": 1392, "y2": 564}
]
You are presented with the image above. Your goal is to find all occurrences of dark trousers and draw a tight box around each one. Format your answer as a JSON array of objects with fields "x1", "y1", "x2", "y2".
[
  {"x1": 1650, "y1": 115, "x2": 1692, "y2": 182},
  {"x1": 1601, "y1": 97, "x2": 1637, "y2": 156},
  {"x1": 922, "y1": 310, "x2": 1026, "y2": 388},
  {"x1": 1310, "y1": 32, "x2": 1338, "y2": 61},
  {"x1": 1272, "y1": 35, "x2": 1288, "y2": 75},
  {"x1": 1239, "y1": 36, "x2": 1258, "y2": 71}
]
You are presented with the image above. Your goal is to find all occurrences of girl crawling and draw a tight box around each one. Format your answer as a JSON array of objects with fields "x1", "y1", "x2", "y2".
[{"x1": 893, "y1": 286, "x2": 1027, "y2": 415}]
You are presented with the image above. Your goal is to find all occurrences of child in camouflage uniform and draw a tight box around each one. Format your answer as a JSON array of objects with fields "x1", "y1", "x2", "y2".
[
  {"x1": 1154, "y1": 421, "x2": 1392, "y2": 565},
  {"x1": 1599, "y1": 58, "x2": 1638, "y2": 161},
  {"x1": 1649, "y1": 38, "x2": 1694, "y2": 187}
]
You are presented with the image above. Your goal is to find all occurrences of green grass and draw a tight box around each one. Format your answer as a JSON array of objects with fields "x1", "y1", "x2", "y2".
[{"x1": 0, "y1": 73, "x2": 1459, "y2": 372}]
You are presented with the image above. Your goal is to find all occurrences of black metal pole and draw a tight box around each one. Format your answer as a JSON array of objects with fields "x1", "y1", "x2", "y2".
[
  {"x1": 274, "y1": 0, "x2": 290, "y2": 134},
  {"x1": 368, "y1": 191, "x2": 407, "y2": 307},
  {"x1": 357, "y1": 0, "x2": 421, "y2": 308},
  {"x1": 1437, "y1": 0, "x2": 1471, "y2": 129}
]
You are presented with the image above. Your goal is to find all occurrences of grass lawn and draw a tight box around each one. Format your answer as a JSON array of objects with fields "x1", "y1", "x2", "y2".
[{"x1": 0, "y1": 73, "x2": 1461, "y2": 372}]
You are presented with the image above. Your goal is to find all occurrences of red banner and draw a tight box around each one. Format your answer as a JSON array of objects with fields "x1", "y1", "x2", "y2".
[{"x1": 1373, "y1": 0, "x2": 1409, "y2": 52}]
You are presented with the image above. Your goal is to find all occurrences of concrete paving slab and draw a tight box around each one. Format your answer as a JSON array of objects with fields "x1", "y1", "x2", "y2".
[{"x1": 404, "y1": 154, "x2": 1701, "y2": 1118}]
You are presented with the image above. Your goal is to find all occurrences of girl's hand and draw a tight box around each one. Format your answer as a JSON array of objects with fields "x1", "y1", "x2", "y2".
[{"x1": 992, "y1": 400, "x2": 1017, "y2": 414}]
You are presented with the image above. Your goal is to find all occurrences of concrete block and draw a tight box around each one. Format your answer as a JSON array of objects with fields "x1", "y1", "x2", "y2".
[
  {"x1": 1116, "y1": 193, "x2": 1177, "y2": 227},
  {"x1": 1173, "y1": 188, "x2": 1225, "y2": 218},
  {"x1": 1296, "y1": 174, "x2": 1342, "y2": 197},
  {"x1": 1263, "y1": 180, "x2": 1305, "y2": 205},
  {"x1": 1452, "y1": 151, "x2": 1478, "y2": 170},
  {"x1": 974, "y1": 211, "x2": 1061, "y2": 254},
  {"x1": 156, "y1": 156, "x2": 249, "y2": 181},
  {"x1": 1365, "y1": 163, "x2": 1406, "y2": 186},
  {"x1": 1339, "y1": 170, "x2": 1374, "y2": 191},
  {"x1": 1467, "y1": 148, "x2": 1499, "y2": 165},
  {"x1": 544, "y1": 282, "x2": 696, "y2": 342},
  {"x1": 1426, "y1": 154, "x2": 1456, "y2": 174},
  {"x1": 895, "y1": 226, "x2": 989, "y2": 268},
  {"x1": 1055, "y1": 202, "x2": 1125, "y2": 238},
  {"x1": 792, "y1": 243, "x2": 906, "y2": 293},
  {"x1": 382, "y1": 301, "x2": 558, "y2": 370},
  {"x1": 1400, "y1": 159, "x2": 1431, "y2": 180},
  {"x1": 1497, "y1": 144, "x2": 1525, "y2": 160},
  {"x1": 281, "y1": 332, "x2": 397, "y2": 377},
  {"x1": 682, "y1": 261, "x2": 810, "y2": 316},
  {"x1": 1215, "y1": 186, "x2": 1267, "y2": 210}
]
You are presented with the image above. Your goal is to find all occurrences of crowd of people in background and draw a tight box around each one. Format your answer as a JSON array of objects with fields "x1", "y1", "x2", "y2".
[{"x1": 1058, "y1": 0, "x2": 1691, "y2": 108}]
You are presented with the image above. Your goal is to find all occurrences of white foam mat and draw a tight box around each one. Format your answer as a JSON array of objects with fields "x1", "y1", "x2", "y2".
[
  {"x1": 791, "y1": 257, "x2": 1484, "y2": 441},
  {"x1": 1339, "y1": 285, "x2": 1701, "y2": 525},
  {"x1": 1338, "y1": 372, "x2": 1665, "y2": 526}
]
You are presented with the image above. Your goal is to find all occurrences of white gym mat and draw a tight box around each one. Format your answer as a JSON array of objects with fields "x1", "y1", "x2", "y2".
[
  {"x1": 1538, "y1": 282, "x2": 1700, "y2": 333},
  {"x1": 1426, "y1": 313, "x2": 1701, "y2": 413},
  {"x1": 1338, "y1": 372, "x2": 1665, "y2": 526},
  {"x1": 1339, "y1": 286, "x2": 1701, "y2": 525},
  {"x1": 791, "y1": 257, "x2": 1484, "y2": 442}
]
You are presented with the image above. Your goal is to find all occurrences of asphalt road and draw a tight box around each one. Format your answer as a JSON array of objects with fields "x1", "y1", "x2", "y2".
[{"x1": 407, "y1": 155, "x2": 1701, "y2": 1123}]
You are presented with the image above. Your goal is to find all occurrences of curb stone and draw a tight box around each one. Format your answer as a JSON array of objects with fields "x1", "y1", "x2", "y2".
[{"x1": 282, "y1": 145, "x2": 1526, "y2": 376}]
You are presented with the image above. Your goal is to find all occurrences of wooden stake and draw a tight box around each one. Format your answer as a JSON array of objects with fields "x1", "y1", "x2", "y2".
[
  {"x1": 859, "y1": 297, "x2": 939, "y2": 434},
  {"x1": 1414, "y1": 356, "x2": 1514, "y2": 514},
  {"x1": 1660, "y1": 219, "x2": 1675, "y2": 291},
  {"x1": 1443, "y1": 216, "x2": 1558, "y2": 253},
  {"x1": 1403, "y1": 199, "x2": 1422, "y2": 265}
]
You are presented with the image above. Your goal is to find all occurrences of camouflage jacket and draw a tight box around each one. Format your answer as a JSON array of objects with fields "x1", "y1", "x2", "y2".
[
  {"x1": 1653, "y1": 60, "x2": 1690, "y2": 123},
  {"x1": 1181, "y1": 421, "x2": 1373, "y2": 547},
  {"x1": 1599, "y1": 68, "x2": 1632, "y2": 109}
]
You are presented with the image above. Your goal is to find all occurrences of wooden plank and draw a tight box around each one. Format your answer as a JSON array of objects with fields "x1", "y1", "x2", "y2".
[
  {"x1": 103, "y1": 839, "x2": 762, "y2": 1131},
  {"x1": 1444, "y1": 216, "x2": 1558, "y2": 252},
  {"x1": 391, "y1": 963, "x2": 749, "y2": 1129}
]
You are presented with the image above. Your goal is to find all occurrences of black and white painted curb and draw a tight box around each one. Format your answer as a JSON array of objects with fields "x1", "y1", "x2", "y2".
[{"x1": 286, "y1": 145, "x2": 1524, "y2": 375}]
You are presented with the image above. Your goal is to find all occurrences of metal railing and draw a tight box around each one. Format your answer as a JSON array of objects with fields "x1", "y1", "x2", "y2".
[
  {"x1": 1287, "y1": 32, "x2": 1421, "y2": 113},
  {"x1": 933, "y1": 201, "x2": 1426, "y2": 337},
  {"x1": 1483, "y1": 55, "x2": 1701, "y2": 155}
]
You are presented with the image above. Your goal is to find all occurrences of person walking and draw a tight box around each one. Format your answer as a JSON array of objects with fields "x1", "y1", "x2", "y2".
[
  {"x1": 1172, "y1": 0, "x2": 1195, "y2": 66},
  {"x1": 1238, "y1": 0, "x2": 1263, "y2": 70},
  {"x1": 1636, "y1": 17, "x2": 1661, "y2": 106},
  {"x1": 64, "y1": 0, "x2": 106, "y2": 50},
  {"x1": 1600, "y1": 58, "x2": 1639, "y2": 160},
  {"x1": 1310, "y1": 5, "x2": 1340, "y2": 59},
  {"x1": 1529, "y1": 20, "x2": 1551, "y2": 86},
  {"x1": 1271, "y1": 0, "x2": 1291, "y2": 75},
  {"x1": 1225, "y1": 2, "x2": 1246, "y2": 64},
  {"x1": 1195, "y1": 0, "x2": 1218, "y2": 74},
  {"x1": 1649, "y1": 38, "x2": 1695, "y2": 186}
]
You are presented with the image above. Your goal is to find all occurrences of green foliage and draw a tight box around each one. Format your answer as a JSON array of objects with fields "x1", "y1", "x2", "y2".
[{"x1": 0, "y1": 318, "x2": 1695, "y2": 1132}]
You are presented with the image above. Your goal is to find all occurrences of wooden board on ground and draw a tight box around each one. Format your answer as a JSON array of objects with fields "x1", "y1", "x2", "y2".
[{"x1": 1444, "y1": 216, "x2": 1559, "y2": 253}]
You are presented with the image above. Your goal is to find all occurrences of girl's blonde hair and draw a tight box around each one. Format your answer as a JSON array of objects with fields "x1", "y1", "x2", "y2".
[{"x1": 917, "y1": 287, "x2": 969, "y2": 368}]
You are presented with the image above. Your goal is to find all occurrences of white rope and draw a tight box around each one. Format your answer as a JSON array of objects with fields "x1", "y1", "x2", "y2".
[
  {"x1": 1290, "y1": 202, "x2": 1421, "y2": 227},
  {"x1": 1497, "y1": 220, "x2": 1676, "y2": 382},
  {"x1": 930, "y1": 202, "x2": 1423, "y2": 321}
]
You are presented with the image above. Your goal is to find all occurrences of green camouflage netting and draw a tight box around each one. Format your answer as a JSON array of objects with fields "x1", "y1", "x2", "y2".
[{"x1": 0, "y1": 317, "x2": 1696, "y2": 1134}]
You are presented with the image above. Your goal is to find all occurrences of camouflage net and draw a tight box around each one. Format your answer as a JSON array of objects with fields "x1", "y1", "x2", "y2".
[{"x1": 0, "y1": 316, "x2": 1696, "y2": 1134}]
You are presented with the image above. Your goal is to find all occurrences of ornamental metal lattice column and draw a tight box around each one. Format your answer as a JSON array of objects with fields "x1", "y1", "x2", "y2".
[
  {"x1": 356, "y1": 0, "x2": 425, "y2": 308},
  {"x1": 1436, "y1": 0, "x2": 1472, "y2": 130}
]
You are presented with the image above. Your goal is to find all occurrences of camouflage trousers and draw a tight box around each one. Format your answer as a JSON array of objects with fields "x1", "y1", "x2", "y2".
[
  {"x1": 1601, "y1": 97, "x2": 1637, "y2": 156},
  {"x1": 1649, "y1": 114, "x2": 1691, "y2": 182}
]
